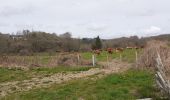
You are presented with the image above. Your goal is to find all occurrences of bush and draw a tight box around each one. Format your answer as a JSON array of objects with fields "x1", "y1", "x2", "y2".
[{"x1": 138, "y1": 40, "x2": 170, "y2": 74}]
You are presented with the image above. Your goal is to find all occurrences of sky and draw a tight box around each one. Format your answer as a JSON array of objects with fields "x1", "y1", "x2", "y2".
[{"x1": 0, "y1": 0, "x2": 170, "y2": 39}]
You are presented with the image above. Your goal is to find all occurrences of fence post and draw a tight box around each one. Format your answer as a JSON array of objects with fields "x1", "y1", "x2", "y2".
[
  {"x1": 155, "y1": 52, "x2": 170, "y2": 98},
  {"x1": 107, "y1": 54, "x2": 109, "y2": 67},
  {"x1": 92, "y1": 55, "x2": 96, "y2": 66},
  {"x1": 135, "y1": 51, "x2": 138, "y2": 68},
  {"x1": 120, "y1": 54, "x2": 122, "y2": 61},
  {"x1": 77, "y1": 54, "x2": 80, "y2": 65}
]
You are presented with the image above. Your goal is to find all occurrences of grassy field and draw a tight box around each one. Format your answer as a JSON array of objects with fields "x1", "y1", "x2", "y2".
[
  {"x1": 1, "y1": 49, "x2": 163, "y2": 100},
  {"x1": 0, "y1": 49, "x2": 140, "y2": 68},
  {"x1": 0, "y1": 66, "x2": 93, "y2": 83},
  {"x1": 81, "y1": 49, "x2": 141, "y2": 63},
  {"x1": 0, "y1": 49, "x2": 139, "y2": 83},
  {"x1": 1, "y1": 69, "x2": 164, "y2": 100}
]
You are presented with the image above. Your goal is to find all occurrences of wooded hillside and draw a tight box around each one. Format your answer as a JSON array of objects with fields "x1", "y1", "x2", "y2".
[{"x1": 0, "y1": 30, "x2": 170, "y2": 55}]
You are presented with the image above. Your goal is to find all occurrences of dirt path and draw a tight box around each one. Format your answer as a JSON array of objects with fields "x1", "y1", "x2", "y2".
[{"x1": 0, "y1": 60, "x2": 131, "y2": 97}]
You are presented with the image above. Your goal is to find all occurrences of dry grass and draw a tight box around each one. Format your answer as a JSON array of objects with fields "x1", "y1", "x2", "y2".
[
  {"x1": 138, "y1": 40, "x2": 170, "y2": 75},
  {"x1": 0, "y1": 56, "x2": 47, "y2": 68},
  {"x1": 0, "y1": 54, "x2": 93, "y2": 69}
]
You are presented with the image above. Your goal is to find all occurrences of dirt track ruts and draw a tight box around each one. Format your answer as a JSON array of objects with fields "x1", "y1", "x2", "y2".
[{"x1": 0, "y1": 60, "x2": 131, "y2": 97}]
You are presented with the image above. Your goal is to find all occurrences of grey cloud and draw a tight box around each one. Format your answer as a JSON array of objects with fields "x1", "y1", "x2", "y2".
[
  {"x1": 0, "y1": 22, "x2": 9, "y2": 27},
  {"x1": 86, "y1": 23, "x2": 108, "y2": 32},
  {"x1": 0, "y1": 4, "x2": 35, "y2": 17},
  {"x1": 0, "y1": 0, "x2": 170, "y2": 39}
]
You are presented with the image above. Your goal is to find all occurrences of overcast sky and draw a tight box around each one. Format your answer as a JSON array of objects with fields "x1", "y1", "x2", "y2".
[{"x1": 0, "y1": 0, "x2": 170, "y2": 39}]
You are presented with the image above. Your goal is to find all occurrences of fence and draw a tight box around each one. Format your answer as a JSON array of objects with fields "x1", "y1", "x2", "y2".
[
  {"x1": 0, "y1": 50, "x2": 138, "y2": 68},
  {"x1": 155, "y1": 52, "x2": 170, "y2": 98}
]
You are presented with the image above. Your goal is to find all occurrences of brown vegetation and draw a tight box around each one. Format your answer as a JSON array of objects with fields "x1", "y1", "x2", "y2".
[
  {"x1": 0, "y1": 53, "x2": 93, "y2": 69},
  {"x1": 138, "y1": 40, "x2": 170, "y2": 74},
  {"x1": 57, "y1": 54, "x2": 78, "y2": 66}
]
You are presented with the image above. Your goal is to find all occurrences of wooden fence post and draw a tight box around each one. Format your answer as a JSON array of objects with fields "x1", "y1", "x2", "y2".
[
  {"x1": 92, "y1": 55, "x2": 96, "y2": 66},
  {"x1": 135, "y1": 51, "x2": 138, "y2": 68},
  {"x1": 155, "y1": 52, "x2": 170, "y2": 98},
  {"x1": 120, "y1": 54, "x2": 122, "y2": 62},
  {"x1": 77, "y1": 54, "x2": 80, "y2": 65},
  {"x1": 107, "y1": 54, "x2": 109, "y2": 67}
]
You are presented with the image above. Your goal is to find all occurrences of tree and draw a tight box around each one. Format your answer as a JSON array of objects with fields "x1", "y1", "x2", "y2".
[
  {"x1": 59, "y1": 32, "x2": 71, "y2": 39},
  {"x1": 59, "y1": 32, "x2": 79, "y2": 52},
  {"x1": 92, "y1": 36, "x2": 102, "y2": 50}
]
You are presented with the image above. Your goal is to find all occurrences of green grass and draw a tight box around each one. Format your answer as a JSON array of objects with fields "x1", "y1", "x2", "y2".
[
  {"x1": 2, "y1": 69, "x2": 163, "y2": 100},
  {"x1": 0, "y1": 66, "x2": 93, "y2": 83},
  {"x1": 81, "y1": 49, "x2": 141, "y2": 63},
  {"x1": 0, "y1": 68, "x2": 33, "y2": 83}
]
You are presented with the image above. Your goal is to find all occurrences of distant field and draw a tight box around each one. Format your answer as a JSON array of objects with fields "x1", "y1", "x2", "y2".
[
  {"x1": 81, "y1": 49, "x2": 141, "y2": 63},
  {"x1": 0, "y1": 49, "x2": 142, "y2": 84},
  {"x1": 0, "y1": 49, "x2": 140, "y2": 69},
  {"x1": 1, "y1": 69, "x2": 162, "y2": 100},
  {"x1": 0, "y1": 66, "x2": 93, "y2": 83}
]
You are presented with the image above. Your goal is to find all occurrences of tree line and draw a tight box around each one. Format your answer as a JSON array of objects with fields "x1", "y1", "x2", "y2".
[{"x1": 0, "y1": 30, "x2": 169, "y2": 55}]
